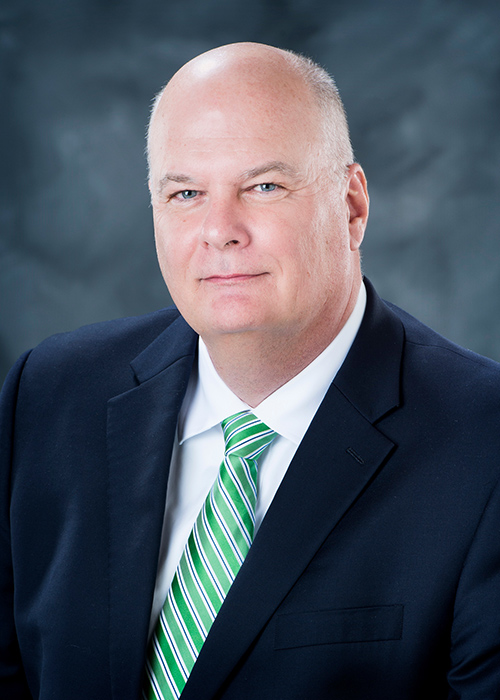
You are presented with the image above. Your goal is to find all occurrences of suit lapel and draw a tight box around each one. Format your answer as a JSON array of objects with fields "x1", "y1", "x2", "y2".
[
  {"x1": 106, "y1": 314, "x2": 197, "y2": 700},
  {"x1": 181, "y1": 280, "x2": 404, "y2": 700}
]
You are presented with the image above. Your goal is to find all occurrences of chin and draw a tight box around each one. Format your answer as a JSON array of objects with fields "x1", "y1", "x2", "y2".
[{"x1": 197, "y1": 311, "x2": 271, "y2": 338}]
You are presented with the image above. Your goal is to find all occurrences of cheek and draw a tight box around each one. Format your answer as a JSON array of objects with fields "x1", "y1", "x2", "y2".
[
  {"x1": 154, "y1": 230, "x2": 185, "y2": 297},
  {"x1": 154, "y1": 230, "x2": 171, "y2": 279},
  {"x1": 154, "y1": 216, "x2": 193, "y2": 270},
  {"x1": 298, "y1": 224, "x2": 350, "y2": 292}
]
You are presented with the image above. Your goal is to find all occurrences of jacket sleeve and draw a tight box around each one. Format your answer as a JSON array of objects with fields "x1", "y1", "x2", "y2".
[
  {"x1": 0, "y1": 353, "x2": 33, "y2": 698},
  {"x1": 447, "y1": 472, "x2": 500, "y2": 699}
]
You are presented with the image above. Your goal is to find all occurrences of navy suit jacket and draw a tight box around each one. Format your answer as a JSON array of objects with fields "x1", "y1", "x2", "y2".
[{"x1": 2, "y1": 280, "x2": 500, "y2": 699}]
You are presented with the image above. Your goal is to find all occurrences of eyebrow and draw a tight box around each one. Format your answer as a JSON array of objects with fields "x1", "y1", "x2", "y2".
[
  {"x1": 157, "y1": 173, "x2": 196, "y2": 195},
  {"x1": 156, "y1": 161, "x2": 301, "y2": 196},
  {"x1": 240, "y1": 161, "x2": 301, "y2": 181}
]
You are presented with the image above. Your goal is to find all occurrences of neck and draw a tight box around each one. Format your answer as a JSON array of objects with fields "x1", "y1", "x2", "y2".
[{"x1": 206, "y1": 335, "x2": 321, "y2": 407}]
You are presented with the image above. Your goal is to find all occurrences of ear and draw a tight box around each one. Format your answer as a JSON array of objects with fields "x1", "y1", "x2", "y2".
[{"x1": 345, "y1": 163, "x2": 369, "y2": 251}]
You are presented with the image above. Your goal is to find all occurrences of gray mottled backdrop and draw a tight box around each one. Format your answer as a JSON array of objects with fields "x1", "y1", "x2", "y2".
[{"x1": 1, "y1": 0, "x2": 499, "y2": 384}]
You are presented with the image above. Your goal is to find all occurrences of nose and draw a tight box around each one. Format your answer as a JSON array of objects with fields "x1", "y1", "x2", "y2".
[{"x1": 200, "y1": 196, "x2": 251, "y2": 250}]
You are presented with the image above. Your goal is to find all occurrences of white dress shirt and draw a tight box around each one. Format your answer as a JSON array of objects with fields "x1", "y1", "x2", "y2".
[{"x1": 149, "y1": 283, "x2": 367, "y2": 634}]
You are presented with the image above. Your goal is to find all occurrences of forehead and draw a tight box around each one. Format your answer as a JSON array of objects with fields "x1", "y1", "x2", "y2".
[{"x1": 149, "y1": 68, "x2": 323, "y2": 176}]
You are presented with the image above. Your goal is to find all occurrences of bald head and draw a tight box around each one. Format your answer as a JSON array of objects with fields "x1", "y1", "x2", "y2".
[{"x1": 147, "y1": 42, "x2": 354, "y2": 181}]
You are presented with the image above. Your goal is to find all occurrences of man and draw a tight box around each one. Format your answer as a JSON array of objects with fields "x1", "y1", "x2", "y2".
[{"x1": 1, "y1": 42, "x2": 500, "y2": 700}]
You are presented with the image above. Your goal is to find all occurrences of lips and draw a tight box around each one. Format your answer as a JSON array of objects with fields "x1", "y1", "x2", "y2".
[{"x1": 202, "y1": 273, "x2": 265, "y2": 283}]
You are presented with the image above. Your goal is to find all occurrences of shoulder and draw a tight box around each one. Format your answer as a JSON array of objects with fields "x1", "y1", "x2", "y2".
[
  {"x1": 6, "y1": 306, "x2": 191, "y2": 399},
  {"x1": 343, "y1": 281, "x2": 500, "y2": 425},
  {"x1": 31, "y1": 306, "x2": 182, "y2": 360},
  {"x1": 380, "y1": 300, "x2": 500, "y2": 455},
  {"x1": 24, "y1": 306, "x2": 182, "y2": 366},
  {"x1": 387, "y1": 300, "x2": 500, "y2": 385},
  {"x1": 355, "y1": 279, "x2": 500, "y2": 440}
]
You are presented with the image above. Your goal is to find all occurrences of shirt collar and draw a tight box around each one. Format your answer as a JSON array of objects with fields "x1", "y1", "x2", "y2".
[{"x1": 179, "y1": 282, "x2": 366, "y2": 446}]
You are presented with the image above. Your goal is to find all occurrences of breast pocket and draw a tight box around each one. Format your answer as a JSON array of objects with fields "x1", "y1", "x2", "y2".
[{"x1": 275, "y1": 604, "x2": 404, "y2": 649}]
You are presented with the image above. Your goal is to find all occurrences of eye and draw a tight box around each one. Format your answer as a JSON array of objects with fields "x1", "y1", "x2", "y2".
[
  {"x1": 175, "y1": 189, "x2": 199, "y2": 200},
  {"x1": 255, "y1": 183, "x2": 278, "y2": 193}
]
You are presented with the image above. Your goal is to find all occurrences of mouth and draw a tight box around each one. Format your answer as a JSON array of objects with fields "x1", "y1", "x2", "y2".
[{"x1": 201, "y1": 273, "x2": 266, "y2": 284}]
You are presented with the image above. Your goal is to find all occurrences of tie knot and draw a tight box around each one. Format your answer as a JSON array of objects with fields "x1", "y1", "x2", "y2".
[{"x1": 222, "y1": 411, "x2": 276, "y2": 461}]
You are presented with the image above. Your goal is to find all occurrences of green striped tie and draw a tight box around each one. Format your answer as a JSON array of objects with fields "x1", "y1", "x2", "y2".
[{"x1": 143, "y1": 411, "x2": 276, "y2": 700}]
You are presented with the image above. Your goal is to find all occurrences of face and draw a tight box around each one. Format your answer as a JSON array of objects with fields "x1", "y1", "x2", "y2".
[{"x1": 149, "y1": 57, "x2": 366, "y2": 352}]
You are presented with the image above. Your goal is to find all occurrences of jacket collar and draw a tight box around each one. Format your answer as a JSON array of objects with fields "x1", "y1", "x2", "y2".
[
  {"x1": 130, "y1": 311, "x2": 198, "y2": 384},
  {"x1": 335, "y1": 277, "x2": 402, "y2": 423}
]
